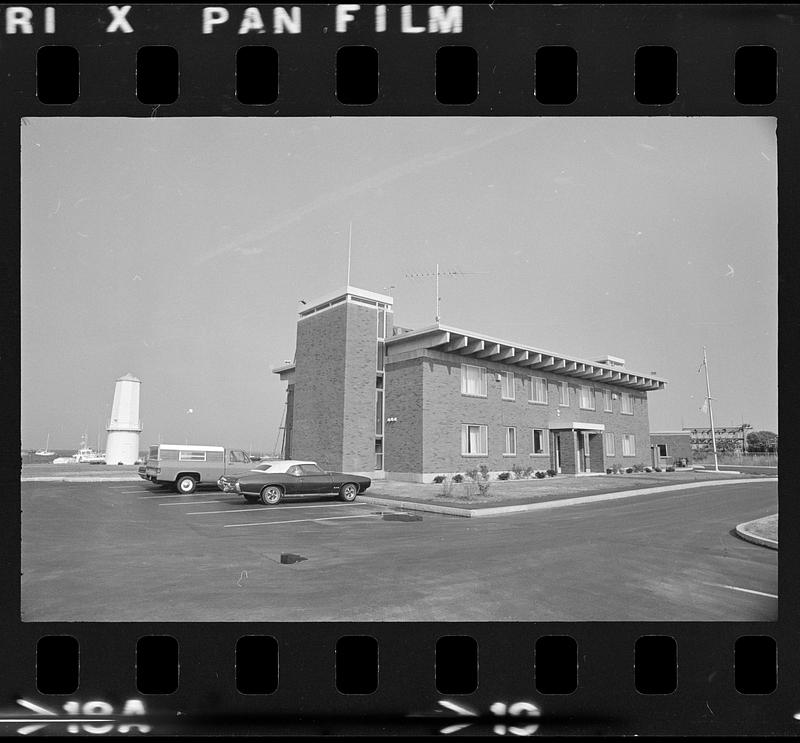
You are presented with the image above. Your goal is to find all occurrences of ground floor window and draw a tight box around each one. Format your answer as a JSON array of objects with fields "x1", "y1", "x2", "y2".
[
  {"x1": 461, "y1": 424, "x2": 488, "y2": 456},
  {"x1": 504, "y1": 427, "x2": 517, "y2": 455},
  {"x1": 656, "y1": 443, "x2": 668, "y2": 457},
  {"x1": 604, "y1": 432, "x2": 615, "y2": 456},
  {"x1": 375, "y1": 438, "x2": 383, "y2": 470},
  {"x1": 622, "y1": 434, "x2": 636, "y2": 456},
  {"x1": 532, "y1": 428, "x2": 548, "y2": 454}
]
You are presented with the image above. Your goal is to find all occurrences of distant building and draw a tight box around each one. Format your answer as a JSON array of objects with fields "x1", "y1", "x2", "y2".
[
  {"x1": 105, "y1": 373, "x2": 142, "y2": 465},
  {"x1": 274, "y1": 287, "x2": 667, "y2": 482},
  {"x1": 649, "y1": 431, "x2": 692, "y2": 467}
]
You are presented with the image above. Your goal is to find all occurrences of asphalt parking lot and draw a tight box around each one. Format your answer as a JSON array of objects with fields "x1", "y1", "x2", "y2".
[{"x1": 21, "y1": 479, "x2": 777, "y2": 622}]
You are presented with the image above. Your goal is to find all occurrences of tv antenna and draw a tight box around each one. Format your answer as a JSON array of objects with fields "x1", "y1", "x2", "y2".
[{"x1": 404, "y1": 264, "x2": 486, "y2": 323}]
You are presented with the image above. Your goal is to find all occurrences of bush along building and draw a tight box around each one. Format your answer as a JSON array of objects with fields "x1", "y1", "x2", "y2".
[{"x1": 273, "y1": 286, "x2": 667, "y2": 482}]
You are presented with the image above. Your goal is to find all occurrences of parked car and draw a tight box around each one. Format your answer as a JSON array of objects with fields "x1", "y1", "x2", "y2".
[
  {"x1": 219, "y1": 460, "x2": 372, "y2": 505},
  {"x1": 140, "y1": 444, "x2": 255, "y2": 493}
]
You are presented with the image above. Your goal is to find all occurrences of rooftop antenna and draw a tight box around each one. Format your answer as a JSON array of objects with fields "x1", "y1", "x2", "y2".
[{"x1": 404, "y1": 265, "x2": 487, "y2": 324}]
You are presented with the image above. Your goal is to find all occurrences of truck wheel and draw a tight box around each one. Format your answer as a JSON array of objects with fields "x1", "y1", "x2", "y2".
[
  {"x1": 243, "y1": 495, "x2": 258, "y2": 504},
  {"x1": 339, "y1": 483, "x2": 358, "y2": 502},
  {"x1": 260, "y1": 486, "x2": 283, "y2": 505},
  {"x1": 176, "y1": 476, "x2": 197, "y2": 494}
]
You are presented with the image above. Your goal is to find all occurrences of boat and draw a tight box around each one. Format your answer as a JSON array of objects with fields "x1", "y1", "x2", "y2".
[
  {"x1": 52, "y1": 434, "x2": 106, "y2": 464},
  {"x1": 34, "y1": 435, "x2": 55, "y2": 457}
]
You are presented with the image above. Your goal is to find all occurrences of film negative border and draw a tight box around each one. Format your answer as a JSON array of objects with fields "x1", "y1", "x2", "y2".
[{"x1": 3, "y1": 3, "x2": 796, "y2": 737}]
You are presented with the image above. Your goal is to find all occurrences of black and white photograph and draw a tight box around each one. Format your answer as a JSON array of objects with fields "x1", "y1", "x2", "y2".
[{"x1": 20, "y1": 115, "x2": 777, "y2": 622}]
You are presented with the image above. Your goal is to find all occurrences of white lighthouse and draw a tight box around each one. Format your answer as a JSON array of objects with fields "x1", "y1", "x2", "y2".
[{"x1": 104, "y1": 373, "x2": 142, "y2": 465}]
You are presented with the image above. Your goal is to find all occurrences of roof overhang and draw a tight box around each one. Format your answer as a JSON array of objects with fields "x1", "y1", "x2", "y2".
[
  {"x1": 386, "y1": 324, "x2": 667, "y2": 391},
  {"x1": 549, "y1": 422, "x2": 606, "y2": 431}
]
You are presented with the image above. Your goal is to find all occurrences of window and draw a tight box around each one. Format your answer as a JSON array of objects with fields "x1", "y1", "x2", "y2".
[
  {"x1": 579, "y1": 385, "x2": 595, "y2": 410},
  {"x1": 179, "y1": 450, "x2": 206, "y2": 461},
  {"x1": 461, "y1": 364, "x2": 487, "y2": 397},
  {"x1": 657, "y1": 443, "x2": 668, "y2": 458},
  {"x1": 622, "y1": 434, "x2": 636, "y2": 457},
  {"x1": 604, "y1": 432, "x2": 615, "y2": 456},
  {"x1": 229, "y1": 450, "x2": 248, "y2": 463},
  {"x1": 377, "y1": 308, "x2": 386, "y2": 340},
  {"x1": 504, "y1": 427, "x2": 517, "y2": 455},
  {"x1": 375, "y1": 389, "x2": 384, "y2": 436},
  {"x1": 253, "y1": 463, "x2": 273, "y2": 471},
  {"x1": 621, "y1": 392, "x2": 633, "y2": 415},
  {"x1": 299, "y1": 463, "x2": 326, "y2": 475},
  {"x1": 532, "y1": 429, "x2": 548, "y2": 454},
  {"x1": 287, "y1": 465, "x2": 303, "y2": 476},
  {"x1": 461, "y1": 424, "x2": 488, "y2": 456},
  {"x1": 376, "y1": 341, "x2": 385, "y2": 371},
  {"x1": 559, "y1": 380, "x2": 569, "y2": 406},
  {"x1": 604, "y1": 390, "x2": 613, "y2": 412},
  {"x1": 375, "y1": 439, "x2": 383, "y2": 470},
  {"x1": 529, "y1": 376, "x2": 548, "y2": 404},
  {"x1": 501, "y1": 371, "x2": 515, "y2": 400}
]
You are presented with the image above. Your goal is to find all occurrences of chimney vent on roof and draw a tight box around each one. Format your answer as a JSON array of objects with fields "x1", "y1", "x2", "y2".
[{"x1": 596, "y1": 355, "x2": 625, "y2": 368}]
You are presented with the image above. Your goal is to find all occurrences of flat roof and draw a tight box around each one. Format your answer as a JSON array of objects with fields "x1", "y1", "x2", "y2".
[
  {"x1": 156, "y1": 444, "x2": 225, "y2": 452},
  {"x1": 299, "y1": 285, "x2": 393, "y2": 316},
  {"x1": 386, "y1": 323, "x2": 667, "y2": 392}
]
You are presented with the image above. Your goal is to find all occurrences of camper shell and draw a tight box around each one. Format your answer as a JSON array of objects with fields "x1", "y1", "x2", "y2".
[{"x1": 141, "y1": 443, "x2": 254, "y2": 493}]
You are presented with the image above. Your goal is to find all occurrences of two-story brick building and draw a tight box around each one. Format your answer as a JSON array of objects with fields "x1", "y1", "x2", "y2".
[{"x1": 273, "y1": 286, "x2": 667, "y2": 482}]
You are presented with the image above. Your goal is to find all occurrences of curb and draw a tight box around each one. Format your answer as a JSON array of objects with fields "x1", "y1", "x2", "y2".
[
  {"x1": 735, "y1": 519, "x2": 778, "y2": 551},
  {"x1": 362, "y1": 478, "x2": 777, "y2": 518}
]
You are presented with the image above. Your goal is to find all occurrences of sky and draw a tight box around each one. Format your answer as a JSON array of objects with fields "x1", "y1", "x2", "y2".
[{"x1": 21, "y1": 117, "x2": 778, "y2": 453}]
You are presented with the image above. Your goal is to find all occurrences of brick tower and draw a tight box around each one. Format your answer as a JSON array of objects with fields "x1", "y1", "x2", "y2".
[{"x1": 278, "y1": 286, "x2": 393, "y2": 475}]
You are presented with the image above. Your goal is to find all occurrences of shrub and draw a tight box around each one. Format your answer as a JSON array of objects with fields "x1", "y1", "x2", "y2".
[
  {"x1": 654, "y1": 466, "x2": 662, "y2": 472},
  {"x1": 465, "y1": 468, "x2": 478, "y2": 481},
  {"x1": 606, "y1": 468, "x2": 613, "y2": 474},
  {"x1": 511, "y1": 463, "x2": 524, "y2": 479},
  {"x1": 633, "y1": 463, "x2": 644, "y2": 473},
  {"x1": 665, "y1": 466, "x2": 675, "y2": 473},
  {"x1": 523, "y1": 466, "x2": 534, "y2": 478},
  {"x1": 546, "y1": 469, "x2": 556, "y2": 477},
  {"x1": 498, "y1": 471, "x2": 511, "y2": 480},
  {"x1": 535, "y1": 470, "x2": 546, "y2": 479},
  {"x1": 479, "y1": 464, "x2": 490, "y2": 478},
  {"x1": 432, "y1": 475, "x2": 446, "y2": 484},
  {"x1": 476, "y1": 475, "x2": 491, "y2": 497},
  {"x1": 644, "y1": 466, "x2": 653, "y2": 473},
  {"x1": 625, "y1": 467, "x2": 633, "y2": 474},
  {"x1": 452, "y1": 473, "x2": 464, "y2": 483},
  {"x1": 439, "y1": 476, "x2": 455, "y2": 497}
]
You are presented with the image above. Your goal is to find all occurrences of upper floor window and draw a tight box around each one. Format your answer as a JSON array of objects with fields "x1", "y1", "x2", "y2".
[
  {"x1": 559, "y1": 380, "x2": 569, "y2": 406},
  {"x1": 501, "y1": 371, "x2": 515, "y2": 400},
  {"x1": 529, "y1": 376, "x2": 548, "y2": 404},
  {"x1": 621, "y1": 392, "x2": 634, "y2": 415},
  {"x1": 603, "y1": 389, "x2": 613, "y2": 412},
  {"x1": 461, "y1": 364, "x2": 487, "y2": 397},
  {"x1": 579, "y1": 385, "x2": 595, "y2": 410}
]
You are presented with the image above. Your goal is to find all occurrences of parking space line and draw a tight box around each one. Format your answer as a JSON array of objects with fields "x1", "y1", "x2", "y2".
[
  {"x1": 138, "y1": 492, "x2": 213, "y2": 499},
  {"x1": 159, "y1": 500, "x2": 228, "y2": 507},
  {"x1": 223, "y1": 513, "x2": 381, "y2": 528},
  {"x1": 708, "y1": 583, "x2": 778, "y2": 600},
  {"x1": 188, "y1": 502, "x2": 371, "y2": 516}
]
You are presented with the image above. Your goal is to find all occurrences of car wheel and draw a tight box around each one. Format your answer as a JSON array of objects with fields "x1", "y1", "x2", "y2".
[
  {"x1": 339, "y1": 483, "x2": 358, "y2": 502},
  {"x1": 176, "y1": 476, "x2": 197, "y2": 494},
  {"x1": 260, "y1": 485, "x2": 283, "y2": 505},
  {"x1": 243, "y1": 494, "x2": 259, "y2": 504}
]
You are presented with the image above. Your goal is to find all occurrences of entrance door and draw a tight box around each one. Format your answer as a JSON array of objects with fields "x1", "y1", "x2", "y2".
[
  {"x1": 553, "y1": 433, "x2": 562, "y2": 474},
  {"x1": 583, "y1": 432, "x2": 592, "y2": 473}
]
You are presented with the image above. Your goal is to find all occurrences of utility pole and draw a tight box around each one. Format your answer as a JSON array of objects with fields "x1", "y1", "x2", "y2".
[{"x1": 702, "y1": 346, "x2": 720, "y2": 472}]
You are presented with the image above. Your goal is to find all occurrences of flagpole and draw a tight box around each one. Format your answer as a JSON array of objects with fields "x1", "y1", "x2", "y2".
[
  {"x1": 703, "y1": 346, "x2": 720, "y2": 472},
  {"x1": 347, "y1": 221, "x2": 352, "y2": 287},
  {"x1": 435, "y1": 262, "x2": 440, "y2": 323}
]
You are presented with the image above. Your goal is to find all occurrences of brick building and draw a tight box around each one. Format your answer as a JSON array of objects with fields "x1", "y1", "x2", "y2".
[{"x1": 274, "y1": 286, "x2": 667, "y2": 482}]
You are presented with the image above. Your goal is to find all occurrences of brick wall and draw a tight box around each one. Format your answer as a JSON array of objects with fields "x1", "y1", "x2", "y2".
[
  {"x1": 342, "y1": 302, "x2": 381, "y2": 473},
  {"x1": 650, "y1": 433, "x2": 693, "y2": 465},
  {"x1": 384, "y1": 358, "x2": 424, "y2": 475},
  {"x1": 401, "y1": 349, "x2": 655, "y2": 479},
  {"x1": 290, "y1": 305, "x2": 347, "y2": 470}
]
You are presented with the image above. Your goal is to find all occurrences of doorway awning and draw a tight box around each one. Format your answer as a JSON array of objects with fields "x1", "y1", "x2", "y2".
[{"x1": 549, "y1": 422, "x2": 606, "y2": 431}]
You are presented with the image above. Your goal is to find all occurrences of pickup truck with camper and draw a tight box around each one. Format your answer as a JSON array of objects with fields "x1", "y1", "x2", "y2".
[{"x1": 140, "y1": 444, "x2": 255, "y2": 493}]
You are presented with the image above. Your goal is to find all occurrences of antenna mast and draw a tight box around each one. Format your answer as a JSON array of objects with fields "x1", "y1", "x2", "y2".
[{"x1": 347, "y1": 221, "x2": 352, "y2": 286}]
